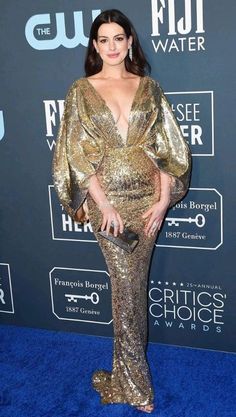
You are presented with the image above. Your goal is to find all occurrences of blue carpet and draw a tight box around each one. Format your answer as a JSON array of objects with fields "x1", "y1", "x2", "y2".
[{"x1": 0, "y1": 324, "x2": 235, "y2": 417}]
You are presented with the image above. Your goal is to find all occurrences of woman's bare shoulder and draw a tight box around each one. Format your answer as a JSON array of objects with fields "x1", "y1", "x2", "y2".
[{"x1": 86, "y1": 74, "x2": 101, "y2": 79}]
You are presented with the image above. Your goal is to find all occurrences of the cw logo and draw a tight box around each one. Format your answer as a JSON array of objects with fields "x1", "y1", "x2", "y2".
[
  {"x1": 0, "y1": 111, "x2": 5, "y2": 141},
  {"x1": 25, "y1": 10, "x2": 101, "y2": 50}
]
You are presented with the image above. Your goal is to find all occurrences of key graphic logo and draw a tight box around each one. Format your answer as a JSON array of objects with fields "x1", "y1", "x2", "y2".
[
  {"x1": 157, "y1": 188, "x2": 223, "y2": 250},
  {"x1": 50, "y1": 267, "x2": 112, "y2": 324}
]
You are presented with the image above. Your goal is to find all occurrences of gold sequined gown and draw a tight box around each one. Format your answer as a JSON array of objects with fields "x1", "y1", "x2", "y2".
[{"x1": 52, "y1": 76, "x2": 191, "y2": 406}]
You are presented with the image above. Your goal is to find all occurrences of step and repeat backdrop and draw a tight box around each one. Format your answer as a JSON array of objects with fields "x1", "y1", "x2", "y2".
[{"x1": 0, "y1": 0, "x2": 235, "y2": 353}]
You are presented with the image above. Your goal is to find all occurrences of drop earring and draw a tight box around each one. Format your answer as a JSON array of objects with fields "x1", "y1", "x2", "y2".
[{"x1": 129, "y1": 45, "x2": 133, "y2": 61}]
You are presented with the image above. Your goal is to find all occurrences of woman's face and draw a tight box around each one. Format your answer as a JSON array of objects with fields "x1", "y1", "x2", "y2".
[{"x1": 93, "y1": 22, "x2": 132, "y2": 67}]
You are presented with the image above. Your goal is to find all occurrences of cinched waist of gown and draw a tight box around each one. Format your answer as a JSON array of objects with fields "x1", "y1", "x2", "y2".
[
  {"x1": 103, "y1": 144, "x2": 153, "y2": 160},
  {"x1": 96, "y1": 144, "x2": 159, "y2": 197},
  {"x1": 104, "y1": 143, "x2": 141, "y2": 153}
]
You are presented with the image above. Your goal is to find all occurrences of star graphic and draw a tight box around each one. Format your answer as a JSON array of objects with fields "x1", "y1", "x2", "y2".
[
  {"x1": 157, "y1": 281, "x2": 162, "y2": 285},
  {"x1": 173, "y1": 282, "x2": 176, "y2": 286},
  {"x1": 165, "y1": 282, "x2": 169, "y2": 285}
]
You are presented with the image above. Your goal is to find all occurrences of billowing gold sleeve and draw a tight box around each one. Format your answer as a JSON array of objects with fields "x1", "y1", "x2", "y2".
[
  {"x1": 52, "y1": 81, "x2": 104, "y2": 220},
  {"x1": 143, "y1": 84, "x2": 192, "y2": 207}
]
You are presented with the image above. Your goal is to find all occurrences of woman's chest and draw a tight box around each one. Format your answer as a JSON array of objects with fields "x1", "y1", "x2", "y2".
[{"x1": 77, "y1": 78, "x2": 160, "y2": 146}]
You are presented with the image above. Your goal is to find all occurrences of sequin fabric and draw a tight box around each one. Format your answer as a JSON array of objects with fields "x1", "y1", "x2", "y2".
[{"x1": 52, "y1": 75, "x2": 191, "y2": 406}]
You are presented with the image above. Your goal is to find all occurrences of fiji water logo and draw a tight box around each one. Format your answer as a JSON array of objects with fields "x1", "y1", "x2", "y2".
[
  {"x1": 151, "y1": 0, "x2": 206, "y2": 53},
  {"x1": 25, "y1": 9, "x2": 101, "y2": 50},
  {"x1": 44, "y1": 99, "x2": 64, "y2": 150}
]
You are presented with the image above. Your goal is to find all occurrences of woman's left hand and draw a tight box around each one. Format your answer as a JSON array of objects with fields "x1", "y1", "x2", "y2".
[{"x1": 141, "y1": 199, "x2": 170, "y2": 237}]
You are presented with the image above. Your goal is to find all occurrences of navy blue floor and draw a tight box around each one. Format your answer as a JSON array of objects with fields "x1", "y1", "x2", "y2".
[{"x1": 0, "y1": 324, "x2": 235, "y2": 417}]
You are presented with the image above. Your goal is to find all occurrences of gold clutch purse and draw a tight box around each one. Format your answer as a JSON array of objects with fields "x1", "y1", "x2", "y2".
[{"x1": 97, "y1": 225, "x2": 139, "y2": 253}]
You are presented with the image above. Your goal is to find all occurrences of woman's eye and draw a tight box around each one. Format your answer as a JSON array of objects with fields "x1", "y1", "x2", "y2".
[
  {"x1": 99, "y1": 39, "x2": 107, "y2": 43},
  {"x1": 115, "y1": 37, "x2": 125, "y2": 41}
]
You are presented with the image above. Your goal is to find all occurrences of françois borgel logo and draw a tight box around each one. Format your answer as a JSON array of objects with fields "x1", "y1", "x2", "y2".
[
  {"x1": 149, "y1": 280, "x2": 226, "y2": 334},
  {"x1": 25, "y1": 9, "x2": 101, "y2": 50},
  {"x1": 157, "y1": 188, "x2": 223, "y2": 250},
  {"x1": 49, "y1": 267, "x2": 112, "y2": 324},
  {"x1": 151, "y1": 0, "x2": 205, "y2": 53},
  {"x1": 48, "y1": 185, "x2": 96, "y2": 242},
  {"x1": 166, "y1": 91, "x2": 214, "y2": 157},
  {"x1": 0, "y1": 263, "x2": 14, "y2": 314}
]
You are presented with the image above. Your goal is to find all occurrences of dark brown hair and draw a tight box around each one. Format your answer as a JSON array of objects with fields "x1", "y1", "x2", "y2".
[{"x1": 84, "y1": 9, "x2": 151, "y2": 77}]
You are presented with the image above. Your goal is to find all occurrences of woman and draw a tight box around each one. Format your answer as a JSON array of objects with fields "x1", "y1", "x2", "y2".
[{"x1": 52, "y1": 9, "x2": 191, "y2": 414}]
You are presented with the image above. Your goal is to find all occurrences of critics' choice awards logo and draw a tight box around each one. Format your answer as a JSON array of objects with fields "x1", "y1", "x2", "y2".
[
  {"x1": 44, "y1": 91, "x2": 214, "y2": 153},
  {"x1": 149, "y1": 281, "x2": 226, "y2": 334},
  {"x1": 25, "y1": 9, "x2": 101, "y2": 50},
  {"x1": 0, "y1": 264, "x2": 14, "y2": 314},
  {"x1": 167, "y1": 91, "x2": 214, "y2": 156},
  {"x1": 49, "y1": 267, "x2": 112, "y2": 324},
  {"x1": 151, "y1": 0, "x2": 205, "y2": 53},
  {"x1": 48, "y1": 185, "x2": 96, "y2": 242},
  {"x1": 0, "y1": 111, "x2": 5, "y2": 141},
  {"x1": 157, "y1": 188, "x2": 223, "y2": 250}
]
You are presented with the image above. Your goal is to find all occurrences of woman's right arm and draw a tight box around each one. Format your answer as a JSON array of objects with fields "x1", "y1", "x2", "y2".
[{"x1": 75, "y1": 174, "x2": 124, "y2": 236}]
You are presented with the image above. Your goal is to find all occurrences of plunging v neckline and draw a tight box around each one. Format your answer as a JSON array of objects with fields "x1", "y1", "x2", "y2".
[{"x1": 84, "y1": 75, "x2": 145, "y2": 143}]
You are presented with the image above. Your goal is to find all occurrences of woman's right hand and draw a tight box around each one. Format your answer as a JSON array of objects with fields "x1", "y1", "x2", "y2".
[{"x1": 99, "y1": 202, "x2": 124, "y2": 237}]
